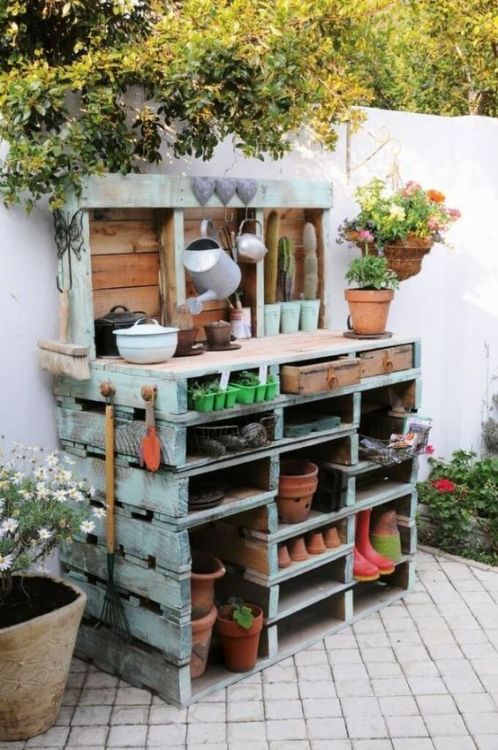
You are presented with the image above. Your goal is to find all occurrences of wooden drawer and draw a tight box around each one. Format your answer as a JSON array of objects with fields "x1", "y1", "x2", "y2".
[
  {"x1": 358, "y1": 345, "x2": 412, "y2": 378},
  {"x1": 280, "y1": 358, "x2": 360, "y2": 395}
]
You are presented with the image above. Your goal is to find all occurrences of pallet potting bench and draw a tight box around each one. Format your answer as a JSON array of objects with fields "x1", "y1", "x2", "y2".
[{"x1": 55, "y1": 176, "x2": 420, "y2": 705}]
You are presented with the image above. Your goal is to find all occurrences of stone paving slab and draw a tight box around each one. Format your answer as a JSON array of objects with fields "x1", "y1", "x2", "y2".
[{"x1": 8, "y1": 550, "x2": 498, "y2": 749}]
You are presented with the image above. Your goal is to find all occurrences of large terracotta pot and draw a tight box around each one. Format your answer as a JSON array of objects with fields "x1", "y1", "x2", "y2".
[
  {"x1": 190, "y1": 551, "x2": 225, "y2": 620},
  {"x1": 277, "y1": 460, "x2": 319, "y2": 523},
  {"x1": 345, "y1": 289, "x2": 394, "y2": 336},
  {"x1": 190, "y1": 604, "x2": 217, "y2": 679},
  {"x1": 216, "y1": 604, "x2": 263, "y2": 672},
  {"x1": 0, "y1": 575, "x2": 86, "y2": 741}
]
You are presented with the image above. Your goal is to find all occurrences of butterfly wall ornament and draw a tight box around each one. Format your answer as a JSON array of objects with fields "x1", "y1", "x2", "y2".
[{"x1": 53, "y1": 209, "x2": 84, "y2": 291}]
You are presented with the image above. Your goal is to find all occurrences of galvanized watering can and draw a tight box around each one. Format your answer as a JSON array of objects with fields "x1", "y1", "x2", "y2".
[
  {"x1": 235, "y1": 219, "x2": 268, "y2": 263},
  {"x1": 183, "y1": 219, "x2": 241, "y2": 315}
]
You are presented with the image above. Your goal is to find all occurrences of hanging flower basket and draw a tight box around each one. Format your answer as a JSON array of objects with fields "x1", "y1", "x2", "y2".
[{"x1": 382, "y1": 235, "x2": 433, "y2": 281}]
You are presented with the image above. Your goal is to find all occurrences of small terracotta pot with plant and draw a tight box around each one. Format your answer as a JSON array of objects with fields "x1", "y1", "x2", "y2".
[
  {"x1": 216, "y1": 597, "x2": 263, "y2": 672},
  {"x1": 344, "y1": 255, "x2": 399, "y2": 336},
  {"x1": 0, "y1": 444, "x2": 93, "y2": 741}
]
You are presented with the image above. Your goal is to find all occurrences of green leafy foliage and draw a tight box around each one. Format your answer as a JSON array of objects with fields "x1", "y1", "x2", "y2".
[
  {"x1": 228, "y1": 596, "x2": 255, "y2": 630},
  {"x1": 232, "y1": 370, "x2": 260, "y2": 387},
  {"x1": 0, "y1": 443, "x2": 92, "y2": 606},
  {"x1": 345, "y1": 255, "x2": 399, "y2": 290},
  {"x1": 418, "y1": 450, "x2": 498, "y2": 565},
  {"x1": 0, "y1": 0, "x2": 386, "y2": 210}
]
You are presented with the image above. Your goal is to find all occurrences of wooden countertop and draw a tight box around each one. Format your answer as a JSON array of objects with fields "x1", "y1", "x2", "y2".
[{"x1": 92, "y1": 330, "x2": 419, "y2": 380}]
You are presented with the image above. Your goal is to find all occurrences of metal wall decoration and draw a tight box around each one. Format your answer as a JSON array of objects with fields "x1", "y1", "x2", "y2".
[
  {"x1": 215, "y1": 178, "x2": 237, "y2": 206},
  {"x1": 53, "y1": 209, "x2": 84, "y2": 291},
  {"x1": 236, "y1": 179, "x2": 258, "y2": 207},
  {"x1": 191, "y1": 177, "x2": 216, "y2": 206}
]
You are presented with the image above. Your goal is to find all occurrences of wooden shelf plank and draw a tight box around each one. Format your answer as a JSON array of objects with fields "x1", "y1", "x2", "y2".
[
  {"x1": 245, "y1": 543, "x2": 353, "y2": 586},
  {"x1": 177, "y1": 489, "x2": 276, "y2": 530},
  {"x1": 268, "y1": 579, "x2": 351, "y2": 624}
]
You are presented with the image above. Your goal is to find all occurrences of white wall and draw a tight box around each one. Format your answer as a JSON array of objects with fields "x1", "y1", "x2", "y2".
[{"x1": 1, "y1": 108, "x2": 497, "y2": 463}]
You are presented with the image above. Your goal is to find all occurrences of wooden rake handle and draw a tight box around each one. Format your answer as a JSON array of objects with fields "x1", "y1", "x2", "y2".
[{"x1": 100, "y1": 382, "x2": 116, "y2": 554}]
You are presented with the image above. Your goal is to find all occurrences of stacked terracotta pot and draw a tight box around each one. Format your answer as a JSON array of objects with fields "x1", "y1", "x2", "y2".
[{"x1": 190, "y1": 551, "x2": 225, "y2": 679}]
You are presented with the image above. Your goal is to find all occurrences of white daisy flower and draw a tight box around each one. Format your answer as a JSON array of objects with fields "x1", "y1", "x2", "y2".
[
  {"x1": 36, "y1": 483, "x2": 50, "y2": 500},
  {"x1": 92, "y1": 507, "x2": 106, "y2": 519},
  {"x1": 46, "y1": 452, "x2": 59, "y2": 467},
  {"x1": 38, "y1": 527, "x2": 52, "y2": 540},
  {"x1": 11, "y1": 471, "x2": 24, "y2": 486},
  {"x1": 53, "y1": 490, "x2": 67, "y2": 503},
  {"x1": 80, "y1": 520, "x2": 95, "y2": 534},
  {"x1": 0, "y1": 553, "x2": 13, "y2": 571},
  {"x1": 1, "y1": 518, "x2": 18, "y2": 535}
]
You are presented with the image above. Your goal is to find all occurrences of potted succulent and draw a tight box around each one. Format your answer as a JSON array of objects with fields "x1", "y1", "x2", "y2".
[
  {"x1": 345, "y1": 255, "x2": 399, "y2": 336},
  {"x1": 0, "y1": 444, "x2": 91, "y2": 741},
  {"x1": 339, "y1": 178, "x2": 461, "y2": 280},
  {"x1": 300, "y1": 222, "x2": 320, "y2": 332},
  {"x1": 216, "y1": 597, "x2": 263, "y2": 672},
  {"x1": 277, "y1": 237, "x2": 300, "y2": 333},
  {"x1": 263, "y1": 210, "x2": 282, "y2": 336}
]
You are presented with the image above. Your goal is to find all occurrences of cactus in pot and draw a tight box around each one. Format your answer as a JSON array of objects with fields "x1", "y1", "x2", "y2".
[
  {"x1": 300, "y1": 222, "x2": 320, "y2": 331},
  {"x1": 278, "y1": 237, "x2": 300, "y2": 333},
  {"x1": 264, "y1": 211, "x2": 280, "y2": 305}
]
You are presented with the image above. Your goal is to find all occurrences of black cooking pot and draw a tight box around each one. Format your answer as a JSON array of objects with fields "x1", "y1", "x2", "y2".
[{"x1": 94, "y1": 305, "x2": 147, "y2": 357}]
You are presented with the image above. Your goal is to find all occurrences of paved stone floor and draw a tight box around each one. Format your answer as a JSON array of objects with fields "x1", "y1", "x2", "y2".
[{"x1": 7, "y1": 549, "x2": 498, "y2": 750}]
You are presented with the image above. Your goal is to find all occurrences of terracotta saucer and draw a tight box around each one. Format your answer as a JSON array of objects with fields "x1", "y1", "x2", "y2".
[
  {"x1": 207, "y1": 343, "x2": 242, "y2": 352},
  {"x1": 174, "y1": 345, "x2": 206, "y2": 357},
  {"x1": 342, "y1": 331, "x2": 393, "y2": 340}
]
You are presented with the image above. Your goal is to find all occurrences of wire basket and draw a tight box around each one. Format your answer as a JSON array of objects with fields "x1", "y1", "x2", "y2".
[{"x1": 194, "y1": 415, "x2": 276, "y2": 457}]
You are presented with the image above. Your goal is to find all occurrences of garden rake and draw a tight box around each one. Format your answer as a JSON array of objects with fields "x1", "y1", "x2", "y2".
[{"x1": 96, "y1": 382, "x2": 130, "y2": 641}]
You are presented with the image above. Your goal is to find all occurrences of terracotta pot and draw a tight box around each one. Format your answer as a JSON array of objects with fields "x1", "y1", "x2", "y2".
[
  {"x1": 278, "y1": 544, "x2": 292, "y2": 569},
  {"x1": 0, "y1": 575, "x2": 86, "y2": 741},
  {"x1": 344, "y1": 289, "x2": 394, "y2": 336},
  {"x1": 306, "y1": 531, "x2": 326, "y2": 555},
  {"x1": 174, "y1": 327, "x2": 199, "y2": 355},
  {"x1": 323, "y1": 526, "x2": 341, "y2": 549},
  {"x1": 288, "y1": 536, "x2": 309, "y2": 562},
  {"x1": 190, "y1": 551, "x2": 225, "y2": 620},
  {"x1": 204, "y1": 323, "x2": 232, "y2": 349},
  {"x1": 216, "y1": 604, "x2": 263, "y2": 672},
  {"x1": 277, "y1": 460, "x2": 319, "y2": 523},
  {"x1": 190, "y1": 604, "x2": 217, "y2": 679}
]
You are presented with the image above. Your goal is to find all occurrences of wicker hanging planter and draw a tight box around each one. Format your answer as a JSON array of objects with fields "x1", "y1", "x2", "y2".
[{"x1": 382, "y1": 235, "x2": 433, "y2": 281}]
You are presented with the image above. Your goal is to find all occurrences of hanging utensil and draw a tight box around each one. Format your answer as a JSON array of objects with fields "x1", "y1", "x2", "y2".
[
  {"x1": 140, "y1": 386, "x2": 162, "y2": 472},
  {"x1": 95, "y1": 382, "x2": 130, "y2": 641}
]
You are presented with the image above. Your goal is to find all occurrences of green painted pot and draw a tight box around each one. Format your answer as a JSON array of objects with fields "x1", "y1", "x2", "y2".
[
  {"x1": 224, "y1": 388, "x2": 238, "y2": 408},
  {"x1": 265, "y1": 380, "x2": 278, "y2": 401},
  {"x1": 280, "y1": 301, "x2": 301, "y2": 334},
  {"x1": 213, "y1": 392, "x2": 226, "y2": 410},
  {"x1": 264, "y1": 303, "x2": 281, "y2": 336},
  {"x1": 300, "y1": 299, "x2": 320, "y2": 332},
  {"x1": 234, "y1": 384, "x2": 257, "y2": 404},
  {"x1": 193, "y1": 393, "x2": 215, "y2": 412},
  {"x1": 254, "y1": 384, "x2": 267, "y2": 403}
]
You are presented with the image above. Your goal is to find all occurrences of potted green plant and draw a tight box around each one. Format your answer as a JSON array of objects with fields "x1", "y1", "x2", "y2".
[
  {"x1": 0, "y1": 445, "x2": 91, "y2": 741},
  {"x1": 216, "y1": 597, "x2": 263, "y2": 672},
  {"x1": 277, "y1": 237, "x2": 300, "y2": 333},
  {"x1": 188, "y1": 382, "x2": 215, "y2": 412},
  {"x1": 338, "y1": 178, "x2": 461, "y2": 280},
  {"x1": 265, "y1": 374, "x2": 278, "y2": 401},
  {"x1": 264, "y1": 210, "x2": 282, "y2": 336},
  {"x1": 300, "y1": 222, "x2": 320, "y2": 332},
  {"x1": 231, "y1": 370, "x2": 261, "y2": 405},
  {"x1": 345, "y1": 255, "x2": 399, "y2": 336}
]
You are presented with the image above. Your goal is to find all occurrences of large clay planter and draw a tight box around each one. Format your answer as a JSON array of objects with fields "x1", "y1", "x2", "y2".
[
  {"x1": 216, "y1": 604, "x2": 263, "y2": 672},
  {"x1": 0, "y1": 575, "x2": 86, "y2": 741},
  {"x1": 345, "y1": 289, "x2": 394, "y2": 336},
  {"x1": 277, "y1": 460, "x2": 319, "y2": 523},
  {"x1": 190, "y1": 604, "x2": 217, "y2": 679},
  {"x1": 191, "y1": 551, "x2": 225, "y2": 620}
]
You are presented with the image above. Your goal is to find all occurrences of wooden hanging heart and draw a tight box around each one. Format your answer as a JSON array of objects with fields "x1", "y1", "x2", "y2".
[
  {"x1": 191, "y1": 177, "x2": 216, "y2": 206},
  {"x1": 215, "y1": 178, "x2": 237, "y2": 206},
  {"x1": 236, "y1": 179, "x2": 258, "y2": 206}
]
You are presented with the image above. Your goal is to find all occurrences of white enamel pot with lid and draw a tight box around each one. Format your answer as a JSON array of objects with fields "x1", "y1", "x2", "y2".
[{"x1": 113, "y1": 319, "x2": 179, "y2": 364}]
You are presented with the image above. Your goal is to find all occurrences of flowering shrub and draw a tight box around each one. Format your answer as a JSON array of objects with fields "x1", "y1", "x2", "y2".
[
  {"x1": 418, "y1": 450, "x2": 498, "y2": 564},
  {"x1": 338, "y1": 178, "x2": 461, "y2": 248},
  {"x1": 0, "y1": 443, "x2": 95, "y2": 606}
]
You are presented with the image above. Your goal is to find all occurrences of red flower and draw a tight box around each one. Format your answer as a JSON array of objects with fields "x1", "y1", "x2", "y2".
[
  {"x1": 432, "y1": 478, "x2": 456, "y2": 493},
  {"x1": 425, "y1": 444, "x2": 435, "y2": 455}
]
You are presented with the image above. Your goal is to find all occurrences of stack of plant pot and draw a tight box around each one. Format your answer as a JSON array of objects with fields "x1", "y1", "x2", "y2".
[
  {"x1": 190, "y1": 551, "x2": 225, "y2": 678},
  {"x1": 276, "y1": 459, "x2": 320, "y2": 566}
]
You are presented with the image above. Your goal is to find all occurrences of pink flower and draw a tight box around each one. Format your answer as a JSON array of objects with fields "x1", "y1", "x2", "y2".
[
  {"x1": 402, "y1": 181, "x2": 422, "y2": 196},
  {"x1": 358, "y1": 230, "x2": 374, "y2": 242},
  {"x1": 424, "y1": 444, "x2": 435, "y2": 455},
  {"x1": 428, "y1": 218, "x2": 439, "y2": 231},
  {"x1": 448, "y1": 208, "x2": 461, "y2": 219}
]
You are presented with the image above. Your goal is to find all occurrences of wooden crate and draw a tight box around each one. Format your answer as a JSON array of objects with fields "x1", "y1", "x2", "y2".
[
  {"x1": 281, "y1": 357, "x2": 360, "y2": 395},
  {"x1": 358, "y1": 345, "x2": 413, "y2": 378}
]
